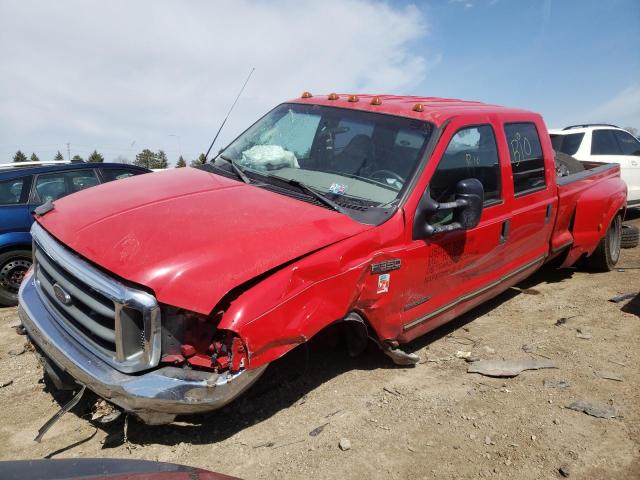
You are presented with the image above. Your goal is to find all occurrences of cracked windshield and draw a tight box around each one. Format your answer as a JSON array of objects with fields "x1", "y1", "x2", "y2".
[{"x1": 216, "y1": 103, "x2": 433, "y2": 208}]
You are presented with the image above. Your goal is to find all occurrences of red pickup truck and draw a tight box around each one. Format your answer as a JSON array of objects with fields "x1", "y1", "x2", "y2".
[{"x1": 19, "y1": 94, "x2": 627, "y2": 425}]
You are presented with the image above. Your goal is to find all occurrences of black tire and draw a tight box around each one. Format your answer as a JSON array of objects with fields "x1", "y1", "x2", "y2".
[
  {"x1": 554, "y1": 151, "x2": 585, "y2": 177},
  {"x1": 584, "y1": 215, "x2": 622, "y2": 272},
  {"x1": 621, "y1": 224, "x2": 639, "y2": 249},
  {"x1": 0, "y1": 249, "x2": 32, "y2": 307}
]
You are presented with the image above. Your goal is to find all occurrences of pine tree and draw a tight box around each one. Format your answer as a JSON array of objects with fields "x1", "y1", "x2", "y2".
[
  {"x1": 87, "y1": 150, "x2": 104, "y2": 163},
  {"x1": 30, "y1": 153, "x2": 40, "y2": 162},
  {"x1": 13, "y1": 150, "x2": 28, "y2": 162},
  {"x1": 71, "y1": 155, "x2": 84, "y2": 163},
  {"x1": 156, "y1": 150, "x2": 169, "y2": 169},
  {"x1": 134, "y1": 149, "x2": 156, "y2": 169},
  {"x1": 176, "y1": 155, "x2": 187, "y2": 167},
  {"x1": 54, "y1": 151, "x2": 64, "y2": 161},
  {"x1": 190, "y1": 153, "x2": 207, "y2": 167}
]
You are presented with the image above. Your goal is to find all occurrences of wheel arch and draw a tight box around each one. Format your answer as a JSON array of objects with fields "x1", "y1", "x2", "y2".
[
  {"x1": 0, "y1": 232, "x2": 33, "y2": 256},
  {"x1": 572, "y1": 177, "x2": 626, "y2": 257}
]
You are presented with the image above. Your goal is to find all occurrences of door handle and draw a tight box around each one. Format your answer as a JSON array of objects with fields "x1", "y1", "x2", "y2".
[
  {"x1": 545, "y1": 204, "x2": 553, "y2": 224},
  {"x1": 500, "y1": 219, "x2": 511, "y2": 244}
]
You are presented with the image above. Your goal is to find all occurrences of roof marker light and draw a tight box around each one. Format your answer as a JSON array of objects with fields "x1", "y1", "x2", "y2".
[
  {"x1": 413, "y1": 103, "x2": 424, "y2": 112},
  {"x1": 301, "y1": 91, "x2": 313, "y2": 98},
  {"x1": 328, "y1": 93, "x2": 339, "y2": 100},
  {"x1": 347, "y1": 95, "x2": 359, "y2": 103},
  {"x1": 370, "y1": 96, "x2": 382, "y2": 105}
]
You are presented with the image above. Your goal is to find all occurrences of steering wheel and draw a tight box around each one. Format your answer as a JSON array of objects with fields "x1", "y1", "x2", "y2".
[{"x1": 370, "y1": 169, "x2": 404, "y2": 186}]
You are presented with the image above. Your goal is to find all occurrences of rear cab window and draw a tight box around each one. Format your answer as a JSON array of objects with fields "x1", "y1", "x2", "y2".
[
  {"x1": 0, "y1": 176, "x2": 31, "y2": 205},
  {"x1": 504, "y1": 122, "x2": 546, "y2": 195},
  {"x1": 332, "y1": 119, "x2": 375, "y2": 152}
]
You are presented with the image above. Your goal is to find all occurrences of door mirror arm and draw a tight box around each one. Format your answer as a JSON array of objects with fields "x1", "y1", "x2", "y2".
[{"x1": 412, "y1": 178, "x2": 484, "y2": 240}]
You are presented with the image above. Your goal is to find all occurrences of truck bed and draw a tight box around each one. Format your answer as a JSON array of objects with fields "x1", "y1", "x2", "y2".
[{"x1": 556, "y1": 161, "x2": 620, "y2": 187}]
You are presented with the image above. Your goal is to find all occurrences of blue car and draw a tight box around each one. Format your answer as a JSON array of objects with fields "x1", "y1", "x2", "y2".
[{"x1": 0, "y1": 162, "x2": 150, "y2": 306}]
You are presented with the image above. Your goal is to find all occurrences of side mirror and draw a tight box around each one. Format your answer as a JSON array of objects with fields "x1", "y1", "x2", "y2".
[{"x1": 412, "y1": 178, "x2": 484, "y2": 239}]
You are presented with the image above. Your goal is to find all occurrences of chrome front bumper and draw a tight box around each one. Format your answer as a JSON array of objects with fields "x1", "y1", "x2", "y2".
[{"x1": 19, "y1": 271, "x2": 266, "y2": 425}]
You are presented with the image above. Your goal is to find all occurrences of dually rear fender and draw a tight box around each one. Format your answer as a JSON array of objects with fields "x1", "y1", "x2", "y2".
[{"x1": 562, "y1": 176, "x2": 626, "y2": 267}]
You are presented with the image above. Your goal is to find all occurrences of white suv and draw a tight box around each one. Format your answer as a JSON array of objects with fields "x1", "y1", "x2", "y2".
[{"x1": 549, "y1": 124, "x2": 640, "y2": 207}]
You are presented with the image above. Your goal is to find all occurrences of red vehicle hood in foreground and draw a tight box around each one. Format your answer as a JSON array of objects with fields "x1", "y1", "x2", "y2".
[{"x1": 37, "y1": 168, "x2": 370, "y2": 314}]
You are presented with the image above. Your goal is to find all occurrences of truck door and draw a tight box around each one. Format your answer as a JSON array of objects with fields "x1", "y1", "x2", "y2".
[
  {"x1": 0, "y1": 175, "x2": 33, "y2": 238},
  {"x1": 501, "y1": 120, "x2": 555, "y2": 273},
  {"x1": 398, "y1": 117, "x2": 511, "y2": 340}
]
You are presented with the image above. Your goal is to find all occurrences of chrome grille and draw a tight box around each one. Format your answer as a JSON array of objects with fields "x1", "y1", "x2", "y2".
[{"x1": 31, "y1": 222, "x2": 161, "y2": 373}]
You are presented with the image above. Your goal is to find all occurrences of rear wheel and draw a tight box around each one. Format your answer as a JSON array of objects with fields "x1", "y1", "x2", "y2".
[
  {"x1": 584, "y1": 215, "x2": 622, "y2": 271},
  {"x1": 0, "y1": 249, "x2": 32, "y2": 307},
  {"x1": 621, "y1": 224, "x2": 639, "y2": 249}
]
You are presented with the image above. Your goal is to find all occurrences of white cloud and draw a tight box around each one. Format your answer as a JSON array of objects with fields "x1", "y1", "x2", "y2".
[
  {"x1": 0, "y1": 0, "x2": 428, "y2": 163},
  {"x1": 545, "y1": 84, "x2": 640, "y2": 130},
  {"x1": 449, "y1": 0, "x2": 474, "y2": 8},
  {"x1": 583, "y1": 84, "x2": 640, "y2": 128},
  {"x1": 449, "y1": 0, "x2": 500, "y2": 8}
]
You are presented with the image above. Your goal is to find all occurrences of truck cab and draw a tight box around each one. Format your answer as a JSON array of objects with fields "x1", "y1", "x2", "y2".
[{"x1": 18, "y1": 94, "x2": 626, "y2": 424}]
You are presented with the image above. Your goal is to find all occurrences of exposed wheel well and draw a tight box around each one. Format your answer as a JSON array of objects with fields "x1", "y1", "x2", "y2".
[{"x1": 0, "y1": 244, "x2": 32, "y2": 257}]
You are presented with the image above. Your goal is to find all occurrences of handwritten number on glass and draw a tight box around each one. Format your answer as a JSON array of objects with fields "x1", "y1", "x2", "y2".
[{"x1": 509, "y1": 132, "x2": 532, "y2": 166}]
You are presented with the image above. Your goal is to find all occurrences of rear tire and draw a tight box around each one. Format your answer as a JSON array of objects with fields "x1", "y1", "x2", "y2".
[
  {"x1": 0, "y1": 249, "x2": 32, "y2": 307},
  {"x1": 584, "y1": 215, "x2": 622, "y2": 272},
  {"x1": 621, "y1": 224, "x2": 639, "y2": 249}
]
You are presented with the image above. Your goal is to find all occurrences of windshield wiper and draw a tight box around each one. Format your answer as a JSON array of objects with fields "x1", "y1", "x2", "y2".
[
  {"x1": 284, "y1": 178, "x2": 346, "y2": 214},
  {"x1": 218, "y1": 155, "x2": 251, "y2": 184}
]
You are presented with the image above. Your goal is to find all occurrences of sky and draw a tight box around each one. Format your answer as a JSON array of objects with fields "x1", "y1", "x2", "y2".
[{"x1": 0, "y1": 0, "x2": 638, "y2": 165}]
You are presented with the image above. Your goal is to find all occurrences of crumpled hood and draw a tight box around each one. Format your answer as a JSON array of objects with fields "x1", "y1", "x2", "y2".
[{"x1": 37, "y1": 167, "x2": 370, "y2": 314}]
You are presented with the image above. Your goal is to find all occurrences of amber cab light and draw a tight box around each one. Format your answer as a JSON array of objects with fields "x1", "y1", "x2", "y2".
[
  {"x1": 301, "y1": 91, "x2": 312, "y2": 98},
  {"x1": 328, "y1": 93, "x2": 339, "y2": 100},
  {"x1": 413, "y1": 103, "x2": 424, "y2": 112},
  {"x1": 370, "y1": 96, "x2": 382, "y2": 105},
  {"x1": 347, "y1": 95, "x2": 359, "y2": 103}
]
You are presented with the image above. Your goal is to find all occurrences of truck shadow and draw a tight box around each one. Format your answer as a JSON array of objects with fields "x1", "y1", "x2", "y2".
[
  {"x1": 45, "y1": 265, "x2": 578, "y2": 451},
  {"x1": 93, "y1": 329, "x2": 393, "y2": 449},
  {"x1": 402, "y1": 265, "x2": 575, "y2": 354}
]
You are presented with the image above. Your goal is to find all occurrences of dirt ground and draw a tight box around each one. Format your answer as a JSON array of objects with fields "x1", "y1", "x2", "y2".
[{"x1": 1, "y1": 216, "x2": 639, "y2": 480}]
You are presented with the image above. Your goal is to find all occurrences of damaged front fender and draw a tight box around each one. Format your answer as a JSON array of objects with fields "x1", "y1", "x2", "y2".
[{"x1": 216, "y1": 216, "x2": 408, "y2": 368}]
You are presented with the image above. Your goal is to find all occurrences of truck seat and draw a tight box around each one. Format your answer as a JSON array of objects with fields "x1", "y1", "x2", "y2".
[{"x1": 333, "y1": 134, "x2": 373, "y2": 175}]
